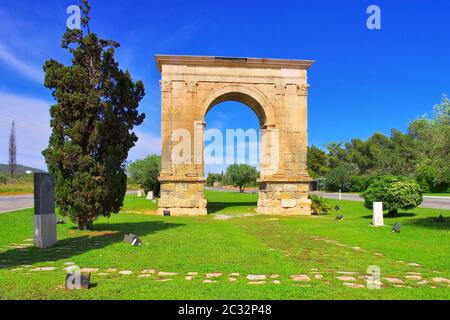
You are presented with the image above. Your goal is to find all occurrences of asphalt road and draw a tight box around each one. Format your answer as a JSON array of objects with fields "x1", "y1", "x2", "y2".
[
  {"x1": 0, "y1": 194, "x2": 34, "y2": 213},
  {"x1": 0, "y1": 191, "x2": 138, "y2": 214},
  {"x1": 1, "y1": 191, "x2": 449, "y2": 213},
  {"x1": 310, "y1": 192, "x2": 450, "y2": 210}
]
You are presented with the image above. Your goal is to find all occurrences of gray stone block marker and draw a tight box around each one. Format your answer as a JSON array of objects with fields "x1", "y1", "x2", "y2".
[{"x1": 34, "y1": 173, "x2": 57, "y2": 248}]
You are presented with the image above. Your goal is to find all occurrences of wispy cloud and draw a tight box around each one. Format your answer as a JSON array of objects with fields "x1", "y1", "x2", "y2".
[
  {"x1": 0, "y1": 43, "x2": 44, "y2": 84},
  {"x1": 0, "y1": 91, "x2": 51, "y2": 169},
  {"x1": 0, "y1": 91, "x2": 162, "y2": 169}
]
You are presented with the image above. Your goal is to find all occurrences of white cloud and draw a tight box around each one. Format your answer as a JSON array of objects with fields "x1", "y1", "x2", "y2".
[
  {"x1": 0, "y1": 43, "x2": 44, "y2": 84},
  {"x1": 128, "y1": 129, "x2": 161, "y2": 161}
]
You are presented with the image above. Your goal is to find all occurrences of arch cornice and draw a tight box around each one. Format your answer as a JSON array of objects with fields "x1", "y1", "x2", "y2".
[{"x1": 200, "y1": 83, "x2": 276, "y2": 127}]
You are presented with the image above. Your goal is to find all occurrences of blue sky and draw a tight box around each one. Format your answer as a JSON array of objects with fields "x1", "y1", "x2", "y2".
[{"x1": 0, "y1": 0, "x2": 449, "y2": 172}]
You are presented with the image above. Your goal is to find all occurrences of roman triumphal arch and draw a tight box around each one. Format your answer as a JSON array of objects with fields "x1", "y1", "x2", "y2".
[{"x1": 156, "y1": 55, "x2": 314, "y2": 216}]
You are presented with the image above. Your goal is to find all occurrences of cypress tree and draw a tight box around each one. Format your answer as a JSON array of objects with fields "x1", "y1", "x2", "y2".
[{"x1": 43, "y1": 0, "x2": 145, "y2": 229}]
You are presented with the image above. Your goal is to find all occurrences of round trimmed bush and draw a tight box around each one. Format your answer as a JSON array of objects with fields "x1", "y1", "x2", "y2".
[{"x1": 361, "y1": 176, "x2": 423, "y2": 216}]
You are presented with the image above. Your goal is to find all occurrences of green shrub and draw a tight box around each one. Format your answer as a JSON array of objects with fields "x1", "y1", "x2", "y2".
[
  {"x1": 361, "y1": 175, "x2": 423, "y2": 215},
  {"x1": 0, "y1": 175, "x2": 7, "y2": 184},
  {"x1": 309, "y1": 195, "x2": 331, "y2": 215},
  {"x1": 350, "y1": 175, "x2": 370, "y2": 192}
]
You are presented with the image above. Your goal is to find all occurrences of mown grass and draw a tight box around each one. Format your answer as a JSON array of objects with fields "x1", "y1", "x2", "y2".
[{"x1": 0, "y1": 191, "x2": 448, "y2": 300}]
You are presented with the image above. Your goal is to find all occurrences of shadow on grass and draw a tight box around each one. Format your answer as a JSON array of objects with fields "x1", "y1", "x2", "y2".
[
  {"x1": 362, "y1": 212, "x2": 417, "y2": 219},
  {"x1": 0, "y1": 221, "x2": 184, "y2": 269},
  {"x1": 207, "y1": 202, "x2": 257, "y2": 214},
  {"x1": 409, "y1": 216, "x2": 450, "y2": 230}
]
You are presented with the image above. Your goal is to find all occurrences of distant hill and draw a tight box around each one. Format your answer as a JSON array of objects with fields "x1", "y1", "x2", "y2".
[{"x1": 0, "y1": 164, "x2": 46, "y2": 175}]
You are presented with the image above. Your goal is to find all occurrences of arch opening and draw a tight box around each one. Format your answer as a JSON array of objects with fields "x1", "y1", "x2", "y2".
[{"x1": 204, "y1": 100, "x2": 261, "y2": 214}]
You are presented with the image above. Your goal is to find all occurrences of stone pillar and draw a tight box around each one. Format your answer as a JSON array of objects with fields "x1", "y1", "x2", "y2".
[
  {"x1": 33, "y1": 173, "x2": 57, "y2": 248},
  {"x1": 257, "y1": 177, "x2": 312, "y2": 215},
  {"x1": 158, "y1": 79, "x2": 207, "y2": 216}
]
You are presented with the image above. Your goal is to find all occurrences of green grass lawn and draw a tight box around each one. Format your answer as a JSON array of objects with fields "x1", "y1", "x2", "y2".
[
  {"x1": 424, "y1": 193, "x2": 450, "y2": 197},
  {"x1": 0, "y1": 191, "x2": 449, "y2": 300}
]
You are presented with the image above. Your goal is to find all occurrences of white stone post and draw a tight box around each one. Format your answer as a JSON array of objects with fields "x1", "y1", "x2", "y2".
[{"x1": 372, "y1": 202, "x2": 384, "y2": 226}]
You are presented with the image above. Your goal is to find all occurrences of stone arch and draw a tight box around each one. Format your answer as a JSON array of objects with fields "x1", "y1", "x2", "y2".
[
  {"x1": 156, "y1": 55, "x2": 314, "y2": 217},
  {"x1": 200, "y1": 84, "x2": 276, "y2": 127}
]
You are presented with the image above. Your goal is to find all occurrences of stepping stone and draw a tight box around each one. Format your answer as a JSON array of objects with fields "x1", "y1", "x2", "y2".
[
  {"x1": 159, "y1": 272, "x2": 178, "y2": 276},
  {"x1": 141, "y1": 269, "x2": 156, "y2": 274},
  {"x1": 185, "y1": 276, "x2": 194, "y2": 281},
  {"x1": 206, "y1": 273, "x2": 222, "y2": 278},
  {"x1": 229, "y1": 273, "x2": 240, "y2": 277},
  {"x1": 31, "y1": 267, "x2": 56, "y2": 271},
  {"x1": 432, "y1": 277, "x2": 450, "y2": 284},
  {"x1": 337, "y1": 276, "x2": 357, "y2": 281},
  {"x1": 138, "y1": 274, "x2": 151, "y2": 278},
  {"x1": 406, "y1": 272, "x2": 422, "y2": 275},
  {"x1": 156, "y1": 278, "x2": 172, "y2": 282},
  {"x1": 97, "y1": 273, "x2": 109, "y2": 276},
  {"x1": 119, "y1": 270, "x2": 133, "y2": 275},
  {"x1": 384, "y1": 277, "x2": 404, "y2": 284},
  {"x1": 310, "y1": 268, "x2": 319, "y2": 271},
  {"x1": 80, "y1": 268, "x2": 98, "y2": 273},
  {"x1": 337, "y1": 271, "x2": 359, "y2": 275},
  {"x1": 228, "y1": 277, "x2": 237, "y2": 282},
  {"x1": 290, "y1": 274, "x2": 311, "y2": 281},
  {"x1": 343, "y1": 282, "x2": 364, "y2": 289},
  {"x1": 248, "y1": 281, "x2": 265, "y2": 285},
  {"x1": 405, "y1": 275, "x2": 422, "y2": 280},
  {"x1": 64, "y1": 262, "x2": 75, "y2": 266},
  {"x1": 270, "y1": 274, "x2": 280, "y2": 278},
  {"x1": 351, "y1": 247, "x2": 362, "y2": 251},
  {"x1": 186, "y1": 272, "x2": 198, "y2": 276},
  {"x1": 373, "y1": 253, "x2": 384, "y2": 257},
  {"x1": 315, "y1": 274, "x2": 324, "y2": 280},
  {"x1": 246, "y1": 275, "x2": 266, "y2": 281},
  {"x1": 407, "y1": 263, "x2": 421, "y2": 267},
  {"x1": 203, "y1": 279, "x2": 217, "y2": 284},
  {"x1": 107, "y1": 268, "x2": 117, "y2": 272},
  {"x1": 417, "y1": 280, "x2": 428, "y2": 285},
  {"x1": 272, "y1": 280, "x2": 281, "y2": 284}
]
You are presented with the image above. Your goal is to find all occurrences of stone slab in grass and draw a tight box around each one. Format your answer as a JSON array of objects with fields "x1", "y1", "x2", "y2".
[
  {"x1": 206, "y1": 272, "x2": 222, "y2": 278},
  {"x1": 337, "y1": 276, "x2": 357, "y2": 281},
  {"x1": 343, "y1": 282, "x2": 365, "y2": 289},
  {"x1": 246, "y1": 275, "x2": 266, "y2": 280},
  {"x1": 290, "y1": 274, "x2": 311, "y2": 281},
  {"x1": 384, "y1": 277, "x2": 404, "y2": 284},
  {"x1": 158, "y1": 271, "x2": 177, "y2": 276}
]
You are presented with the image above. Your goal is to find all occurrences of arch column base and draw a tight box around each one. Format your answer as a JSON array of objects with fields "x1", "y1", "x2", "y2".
[
  {"x1": 158, "y1": 178, "x2": 208, "y2": 216},
  {"x1": 257, "y1": 178, "x2": 312, "y2": 215}
]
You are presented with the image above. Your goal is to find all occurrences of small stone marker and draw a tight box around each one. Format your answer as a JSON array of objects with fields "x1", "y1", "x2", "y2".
[
  {"x1": 372, "y1": 202, "x2": 384, "y2": 226},
  {"x1": 33, "y1": 173, "x2": 57, "y2": 249},
  {"x1": 392, "y1": 222, "x2": 402, "y2": 233},
  {"x1": 336, "y1": 214, "x2": 344, "y2": 221},
  {"x1": 146, "y1": 191, "x2": 154, "y2": 201},
  {"x1": 65, "y1": 270, "x2": 90, "y2": 290},
  {"x1": 123, "y1": 233, "x2": 141, "y2": 246},
  {"x1": 137, "y1": 190, "x2": 145, "y2": 198}
]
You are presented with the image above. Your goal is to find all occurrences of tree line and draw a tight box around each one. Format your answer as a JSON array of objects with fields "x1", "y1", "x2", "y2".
[{"x1": 307, "y1": 96, "x2": 449, "y2": 193}]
